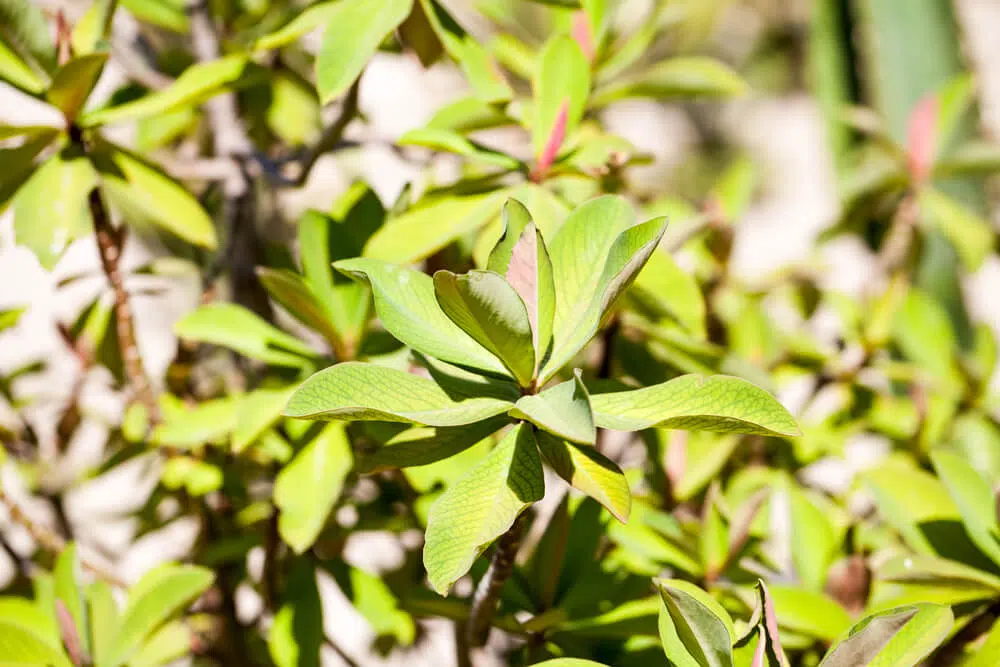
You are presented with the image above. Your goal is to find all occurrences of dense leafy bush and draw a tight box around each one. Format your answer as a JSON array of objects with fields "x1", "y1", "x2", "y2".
[{"x1": 3, "y1": 0, "x2": 1000, "y2": 665}]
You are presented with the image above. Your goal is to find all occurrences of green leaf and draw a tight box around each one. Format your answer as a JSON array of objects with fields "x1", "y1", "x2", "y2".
[
  {"x1": 258, "y1": 268, "x2": 342, "y2": 348},
  {"x1": 531, "y1": 661, "x2": 608, "y2": 667},
  {"x1": 357, "y1": 418, "x2": 504, "y2": 473},
  {"x1": 633, "y1": 249, "x2": 706, "y2": 338},
  {"x1": 109, "y1": 564, "x2": 213, "y2": 665},
  {"x1": 426, "y1": 95, "x2": 513, "y2": 133},
  {"x1": 782, "y1": 478, "x2": 837, "y2": 591},
  {"x1": 819, "y1": 604, "x2": 953, "y2": 667},
  {"x1": 919, "y1": 188, "x2": 994, "y2": 271},
  {"x1": 298, "y1": 189, "x2": 382, "y2": 351},
  {"x1": 274, "y1": 424, "x2": 352, "y2": 553},
  {"x1": 0, "y1": 598, "x2": 58, "y2": 647},
  {"x1": 398, "y1": 128, "x2": 520, "y2": 169},
  {"x1": 152, "y1": 394, "x2": 239, "y2": 449},
  {"x1": 269, "y1": 560, "x2": 322, "y2": 667},
  {"x1": 13, "y1": 148, "x2": 96, "y2": 269},
  {"x1": 489, "y1": 202, "x2": 557, "y2": 372},
  {"x1": 0, "y1": 621, "x2": 72, "y2": 667},
  {"x1": 931, "y1": 449, "x2": 1000, "y2": 568},
  {"x1": 512, "y1": 371, "x2": 595, "y2": 444},
  {"x1": 656, "y1": 578, "x2": 735, "y2": 667},
  {"x1": 593, "y1": 57, "x2": 748, "y2": 106},
  {"x1": 255, "y1": 2, "x2": 339, "y2": 50},
  {"x1": 129, "y1": 621, "x2": 193, "y2": 667},
  {"x1": 0, "y1": 0, "x2": 57, "y2": 78},
  {"x1": 0, "y1": 129, "x2": 57, "y2": 210},
  {"x1": 232, "y1": 386, "x2": 298, "y2": 453},
  {"x1": 334, "y1": 258, "x2": 508, "y2": 375},
  {"x1": 877, "y1": 553, "x2": 1000, "y2": 608},
  {"x1": 334, "y1": 565, "x2": 415, "y2": 644},
  {"x1": 175, "y1": 303, "x2": 317, "y2": 367},
  {"x1": 80, "y1": 54, "x2": 248, "y2": 126},
  {"x1": 161, "y1": 456, "x2": 224, "y2": 496},
  {"x1": 766, "y1": 586, "x2": 851, "y2": 642},
  {"x1": 423, "y1": 423, "x2": 544, "y2": 594},
  {"x1": 543, "y1": 196, "x2": 665, "y2": 380},
  {"x1": 700, "y1": 487, "x2": 728, "y2": 579},
  {"x1": 86, "y1": 581, "x2": 117, "y2": 667},
  {"x1": 434, "y1": 269, "x2": 535, "y2": 386},
  {"x1": 316, "y1": 0, "x2": 413, "y2": 104},
  {"x1": 363, "y1": 190, "x2": 507, "y2": 264},
  {"x1": 893, "y1": 287, "x2": 960, "y2": 391},
  {"x1": 532, "y1": 34, "x2": 590, "y2": 156},
  {"x1": 94, "y1": 146, "x2": 217, "y2": 249},
  {"x1": 46, "y1": 53, "x2": 107, "y2": 122},
  {"x1": 120, "y1": 0, "x2": 188, "y2": 32},
  {"x1": 863, "y1": 458, "x2": 960, "y2": 556},
  {"x1": 536, "y1": 429, "x2": 630, "y2": 522},
  {"x1": 590, "y1": 374, "x2": 799, "y2": 436},
  {"x1": 416, "y1": 0, "x2": 512, "y2": 104},
  {"x1": 286, "y1": 361, "x2": 516, "y2": 426},
  {"x1": 53, "y1": 544, "x2": 89, "y2": 660},
  {"x1": 0, "y1": 36, "x2": 44, "y2": 93}
]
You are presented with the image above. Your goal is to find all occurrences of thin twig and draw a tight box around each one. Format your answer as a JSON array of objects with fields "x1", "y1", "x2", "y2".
[
  {"x1": 88, "y1": 188, "x2": 159, "y2": 418},
  {"x1": 111, "y1": 38, "x2": 173, "y2": 90},
  {"x1": 0, "y1": 489, "x2": 127, "y2": 588},
  {"x1": 466, "y1": 512, "x2": 528, "y2": 648},
  {"x1": 292, "y1": 78, "x2": 362, "y2": 187}
]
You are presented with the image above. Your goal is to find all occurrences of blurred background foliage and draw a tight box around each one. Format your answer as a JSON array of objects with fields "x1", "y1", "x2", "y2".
[{"x1": 3, "y1": 0, "x2": 1000, "y2": 665}]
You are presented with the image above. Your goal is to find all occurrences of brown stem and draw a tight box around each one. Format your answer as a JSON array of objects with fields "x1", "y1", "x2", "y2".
[
  {"x1": 293, "y1": 77, "x2": 362, "y2": 187},
  {"x1": 466, "y1": 512, "x2": 527, "y2": 648},
  {"x1": 0, "y1": 489, "x2": 127, "y2": 588},
  {"x1": 88, "y1": 188, "x2": 158, "y2": 417}
]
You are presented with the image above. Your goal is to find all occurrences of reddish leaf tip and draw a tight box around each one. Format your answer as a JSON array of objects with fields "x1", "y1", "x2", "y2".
[
  {"x1": 906, "y1": 95, "x2": 938, "y2": 185},
  {"x1": 571, "y1": 11, "x2": 596, "y2": 63},
  {"x1": 532, "y1": 99, "x2": 570, "y2": 182}
]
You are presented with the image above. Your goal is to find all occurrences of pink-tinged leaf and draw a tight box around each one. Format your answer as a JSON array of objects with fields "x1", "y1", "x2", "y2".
[
  {"x1": 571, "y1": 11, "x2": 596, "y2": 63},
  {"x1": 506, "y1": 225, "x2": 540, "y2": 348},
  {"x1": 55, "y1": 599, "x2": 86, "y2": 667},
  {"x1": 759, "y1": 580, "x2": 789, "y2": 666},
  {"x1": 664, "y1": 431, "x2": 687, "y2": 493},
  {"x1": 906, "y1": 95, "x2": 938, "y2": 185},
  {"x1": 751, "y1": 628, "x2": 767, "y2": 667},
  {"x1": 532, "y1": 99, "x2": 569, "y2": 181}
]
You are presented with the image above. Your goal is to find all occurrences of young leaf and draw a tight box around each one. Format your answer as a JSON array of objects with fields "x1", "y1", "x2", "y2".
[
  {"x1": 489, "y1": 203, "x2": 557, "y2": 370},
  {"x1": 46, "y1": 53, "x2": 107, "y2": 122},
  {"x1": 536, "y1": 429, "x2": 630, "y2": 522},
  {"x1": 590, "y1": 374, "x2": 799, "y2": 436},
  {"x1": 543, "y1": 196, "x2": 655, "y2": 378},
  {"x1": 931, "y1": 449, "x2": 1000, "y2": 569},
  {"x1": 334, "y1": 258, "x2": 508, "y2": 375},
  {"x1": 741, "y1": 580, "x2": 789, "y2": 667},
  {"x1": 94, "y1": 146, "x2": 218, "y2": 249},
  {"x1": 80, "y1": 54, "x2": 248, "y2": 126},
  {"x1": 357, "y1": 418, "x2": 505, "y2": 473},
  {"x1": 819, "y1": 604, "x2": 953, "y2": 667},
  {"x1": 765, "y1": 586, "x2": 851, "y2": 642},
  {"x1": 269, "y1": 561, "x2": 323, "y2": 667},
  {"x1": 316, "y1": 0, "x2": 413, "y2": 104},
  {"x1": 532, "y1": 34, "x2": 590, "y2": 156},
  {"x1": 434, "y1": 269, "x2": 536, "y2": 386},
  {"x1": 108, "y1": 564, "x2": 214, "y2": 665},
  {"x1": 53, "y1": 544, "x2": 90, "y2": 660},
  {"x1": 423, "y1": 423, "x2": 544, "y2": 594},
  {"x1": 86, "y1": 581, "x2": 117, "y2": 667},
  {"x1": 175, "y1": 303, "x2": 317, "y2": 367},
  {"x1": 782, "y1": 478, "x2": 837, "y2": 591},
  {"x1": 274, "y1": 424, "x2": 352, "y2": 553},
  {"x1": 657, "y1": 578, "x2": 735, "y2": 667},
  {"x1": 285, "y1": 361, "x2": 517, "y2": 426},
  {"x1": 512, "y1": 371, "x2": 595, "y2": 444}
]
